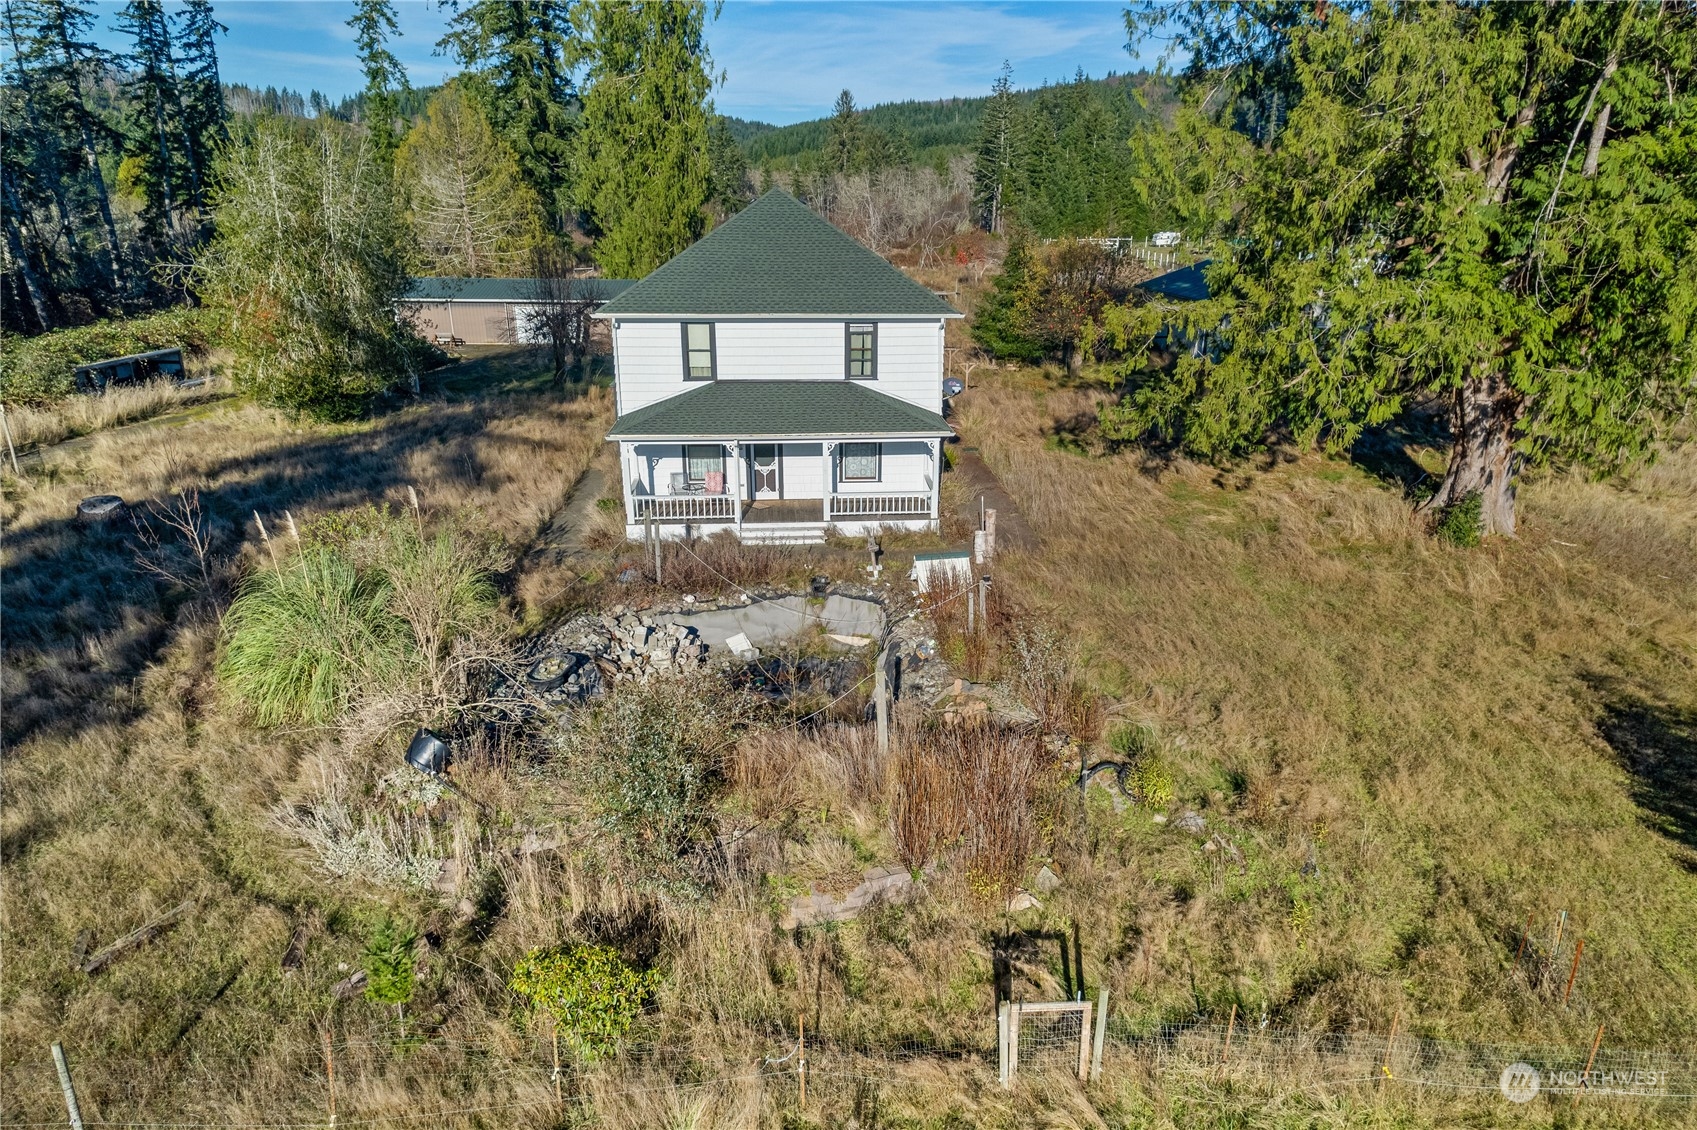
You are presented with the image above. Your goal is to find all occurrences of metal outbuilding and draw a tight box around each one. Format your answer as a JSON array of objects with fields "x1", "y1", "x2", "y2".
[{"x1": 396, "y1": 277, "x2": 633, "y2": 346}]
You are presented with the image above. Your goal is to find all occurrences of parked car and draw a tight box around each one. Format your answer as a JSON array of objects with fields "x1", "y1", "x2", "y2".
[{"x1": 1151, "y1": 231, "x2": 1183, "y2": 247}]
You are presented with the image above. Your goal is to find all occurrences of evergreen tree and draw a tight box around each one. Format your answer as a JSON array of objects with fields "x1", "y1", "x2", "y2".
[
  {"x1": 574, "y1": 0, "x2": 714, "y2": 277},
  {"x1": 395, "y1": 83, "x2": 544, "y2": 275},
  {"x1": 826, "y1": 89, "x2": 862, "y2": 174},
  {"x1": 1107, "y1": 1, "x2": 1697, "y2": 535},
  {"x1": 971, "y1": 238, "x2": 1043, "y2": 362},
  {"x1": 438, "y1": 0, "x2": 575, "y2": 227},
  {"x1": 114, "y1": 0, "x2": 182, "y2": 239},
  {"x1": 705, "y1": 113, "x2": 749, "y2": 219},
  {"x1": 173, "y1": 0, "x2": 226, "y2": 199},
  {"x1": 971, "y1": 61, "x2": 1018, "y2": 232},
  {"x1": 347, "y1": 0, "x2": 408, "y2": 164},
  {"x1": 13, "y1": 0, "x2": 128, "y2": 297}
]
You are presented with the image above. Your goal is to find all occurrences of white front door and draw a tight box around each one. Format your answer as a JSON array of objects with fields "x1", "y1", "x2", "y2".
[{"x1": 749, "y1": 444, "x2": 781, "y2": 500}]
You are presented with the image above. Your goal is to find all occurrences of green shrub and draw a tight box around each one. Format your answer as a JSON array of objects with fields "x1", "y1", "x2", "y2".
[
  {"x1": 219, "y1": 547, "x2": 407, "y2": 726},
  {"x1": 555, "y1": 678, "x2": 755, "y2": 898},
  {"x1": 219, "y1": 509, "x2": 498, "y2": 728},
  {"x1": 1106, "y1": 725, "x2": 1173, "y2": 806},
  {"x1": 1127, "y1": 757, "x2": 1175, "y2": 809},
  {"x1": 0, "y1": 307, "x2": 219, "y2": 406},
  {"x1": 1435, "y1": 491, "x2": 1483, "y2": 547},
  {"x1": 509, "y1": 944, "x2": 659, "y2": 1062},
  {"x1": 361, "y1": 915, "x2": 418, "y2": 1009}
]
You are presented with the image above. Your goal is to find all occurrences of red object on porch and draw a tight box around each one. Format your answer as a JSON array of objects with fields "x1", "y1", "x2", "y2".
[{"x1": 704, "y1": 470, "x2": 725, "y2": 494}]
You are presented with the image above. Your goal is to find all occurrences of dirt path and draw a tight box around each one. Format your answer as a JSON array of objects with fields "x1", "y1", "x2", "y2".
[
  {"x1": 951, "y1": 445, "x2": 1038, "y2": 550},
  {"x1": 10, "y1": 396, "x2": 234, "y2": 470}
]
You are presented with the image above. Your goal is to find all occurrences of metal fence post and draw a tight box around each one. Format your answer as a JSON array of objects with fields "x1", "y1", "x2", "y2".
[
  {"x1": 996, "y1": 1001, "x2": 1005, "y2": 1087},
  {"x1": 51, "y1": 1043, "x2": 84, "y2": 1130}
]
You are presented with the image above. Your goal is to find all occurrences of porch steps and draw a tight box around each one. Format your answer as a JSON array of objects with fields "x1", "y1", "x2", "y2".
[{"x1": 738, "y1": 523, "x2": 827, "y2": 546}]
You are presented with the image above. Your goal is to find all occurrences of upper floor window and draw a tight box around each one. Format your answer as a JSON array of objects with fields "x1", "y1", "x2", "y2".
[
  {"x1": 682, "y1": 322, "x2": 716, "y2": 380},
  {"x1": 846, "y1": 323, "x2": 876, "y2": 379}
]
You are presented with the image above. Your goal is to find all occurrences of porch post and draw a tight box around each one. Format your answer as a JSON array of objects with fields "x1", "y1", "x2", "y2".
[
  {"x1": 728, "y1": 440, "x2": 743, "y2": 534},
  {"x1": 929, "y1": 438, "x2": 942, "y2": 522},
  {"x1": 822, "y1": 441, "x2": 836, "y2": 523},
  {"x1": 621, "y1": 442, "x2": 638, "y2": 528}
]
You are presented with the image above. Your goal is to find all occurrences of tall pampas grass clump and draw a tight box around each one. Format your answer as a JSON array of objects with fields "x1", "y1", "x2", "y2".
[{"x1": 218, "y1": 546, "x2": 408, "y2": 726}]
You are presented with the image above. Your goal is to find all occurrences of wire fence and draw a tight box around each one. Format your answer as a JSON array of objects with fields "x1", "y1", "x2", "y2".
[
  {"x1": 1098, "y1": 1019, "x2": 1696, "y2": 1101},
  {"x1": 5, "y1": 1012, "x2": 1695, "y2": 1127}
]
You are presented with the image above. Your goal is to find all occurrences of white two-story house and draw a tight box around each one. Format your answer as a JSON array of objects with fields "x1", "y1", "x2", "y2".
[{"x1": 595, "y1": 190, "x2": 962, "y2": 543}]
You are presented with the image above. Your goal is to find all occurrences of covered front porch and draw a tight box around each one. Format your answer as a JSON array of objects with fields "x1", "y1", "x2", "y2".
[
  {"x1": 617, "y1": 437, "x2": 941, "y2": 539},
  {"x1": 606, "y1": 379, "x2": 953, "y2": 543}
]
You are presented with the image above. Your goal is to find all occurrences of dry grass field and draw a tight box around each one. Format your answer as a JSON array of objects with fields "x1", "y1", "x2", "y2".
[
  {"x1": 2, "y1": 350, "x2": 1694, "y2": 1129},
  {"x1": 952, "y1": 374, "x2": 1697, "y2": 1047}
]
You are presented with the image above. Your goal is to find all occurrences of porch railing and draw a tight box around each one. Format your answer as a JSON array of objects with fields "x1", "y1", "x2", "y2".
[
  {"x1": 828, "y1": 493, "x2": 931, "y2": 519},
  {"x1": 634, "y1": 494, "x2": 736, "y2": 522}
]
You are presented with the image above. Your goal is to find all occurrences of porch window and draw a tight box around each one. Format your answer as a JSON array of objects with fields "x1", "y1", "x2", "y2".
[
  {"x1": 685, "y1": 444, "x2": 723, "y2": 487},
  {"x1": 682, "y1": 322, "x2": 716, "y2": 380},
  {"x1": 839, "y1": 442, "x2": 881, "y2": 482},
  {"x1": 846, "y1": 323, "x2": 876, "y2": 379}
]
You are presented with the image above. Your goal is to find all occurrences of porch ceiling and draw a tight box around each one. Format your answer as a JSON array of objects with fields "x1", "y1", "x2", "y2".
[{"x1": 607, "y1": 380, "x2": 952, "y2": 441}]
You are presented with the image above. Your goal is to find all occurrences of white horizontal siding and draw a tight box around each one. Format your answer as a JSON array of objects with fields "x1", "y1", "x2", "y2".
[
  {"x1": 830, "y1": 440, "x2": 933, "y2": 495},
  {"x1": 614, "y1": 322, "x2": 691, "y2": 414},
  {"x1": 613, "y1": 318, "x2": 945, "y2": 415},
  {"x1": 778, "y1": 443, "x2": 825, "y2": 498},
  {"x1": 715, "y1": 322, "x2": 842, "y2": 380}
]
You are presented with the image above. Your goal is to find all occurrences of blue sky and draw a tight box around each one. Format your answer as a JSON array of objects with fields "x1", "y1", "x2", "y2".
[{"x1": 80, "y1": 1, "x2": 1154, "y2": 125}]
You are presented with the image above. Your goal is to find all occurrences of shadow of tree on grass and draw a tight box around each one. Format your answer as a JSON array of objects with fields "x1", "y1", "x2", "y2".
[{"x1": 1591, "y1": 684, "x2": 1697, "y2": 868}]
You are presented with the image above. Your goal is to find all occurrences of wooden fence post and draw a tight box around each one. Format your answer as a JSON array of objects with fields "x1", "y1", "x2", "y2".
[
  {"x1": 797, "y1": 1013, "x2": 807, "y2": 1108},
  {"x1": 322, "y1": 1029, "x2": 337, "y2": 1129},
  {"x1": 1076, "y1": 1000, "x2": 1092, "y2": 1082},
  {"x1": 1219, "y1": 1002, "x2": 1237, "y2": 1079},
  {"x1": 1009, "y1": 1001, "x2": 1021, "y2": 1085},
  {"x1": 1091, "y1": 989, "x2": 1108, "y2": 1081},
  {"x1": 874, "y1": 644, "x2": 890, "y2": 759},
  {"x1": 1380, "y1": 1010, "x2": 1400, "y2": 1083},
  {"x1": 51, "y1": 1043, "x2": 84, "y2": 1130}
]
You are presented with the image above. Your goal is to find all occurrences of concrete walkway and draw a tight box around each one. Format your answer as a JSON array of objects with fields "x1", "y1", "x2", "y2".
[{"x1": 534, "y1": 454, "x2": 611, "y2": 559}]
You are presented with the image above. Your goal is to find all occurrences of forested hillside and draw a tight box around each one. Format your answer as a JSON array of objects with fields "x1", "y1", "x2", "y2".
[{"x1": 742, "y1": 70, "x2": 1168, "y2": 169}]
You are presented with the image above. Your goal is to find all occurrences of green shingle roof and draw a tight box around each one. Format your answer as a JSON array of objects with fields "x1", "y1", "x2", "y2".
[
  {"x1": 607, "y1": 380, "x2": 953, "y2": 440},
  {"x1": 402, "y1": 277, "x2": 633, "y2": 302},
  {"x1": 594, "y1": 190, "x2": 961, "y2": 318}
]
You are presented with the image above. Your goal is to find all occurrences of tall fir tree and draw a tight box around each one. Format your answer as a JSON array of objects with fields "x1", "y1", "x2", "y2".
[
  {"x1": 574, "y1": 0, "x2": 714, "y2": 277},
  {"x1": 971, "y1": 61, "x2": 1019, "y2": 233},
  {"x1": 173, "y1": 0, "x2": 226, "y2": 201},
  {"x1": 14, "y1": 0, "x2": 128, "y2": 297},
  {"x1": 1107, "y1": 1, "x2": 1697, "y2": 535},
  {"x1": 114, "y1": 0, "x2": 182, "y2": 238},
  {"x1": 705, "y1": 114, "x2": 750, "y2": 219},
  {"x1": 395, "y1": 82, "x2": 544, "y2": 275},
  {"x1": 347, "y1": 0, "x2": 408, "y2": 164},
  {"x1": 438, "y1": 0, "x2": 575, "y2": 227},
  {"x1": 826, "y1": 89, "x2": 862, "y2": 174}
]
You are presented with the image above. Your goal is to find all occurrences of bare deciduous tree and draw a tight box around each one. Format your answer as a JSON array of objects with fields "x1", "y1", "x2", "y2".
[{"x1": 521, "y1": 245, "x2": 596, "y2": 391}]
